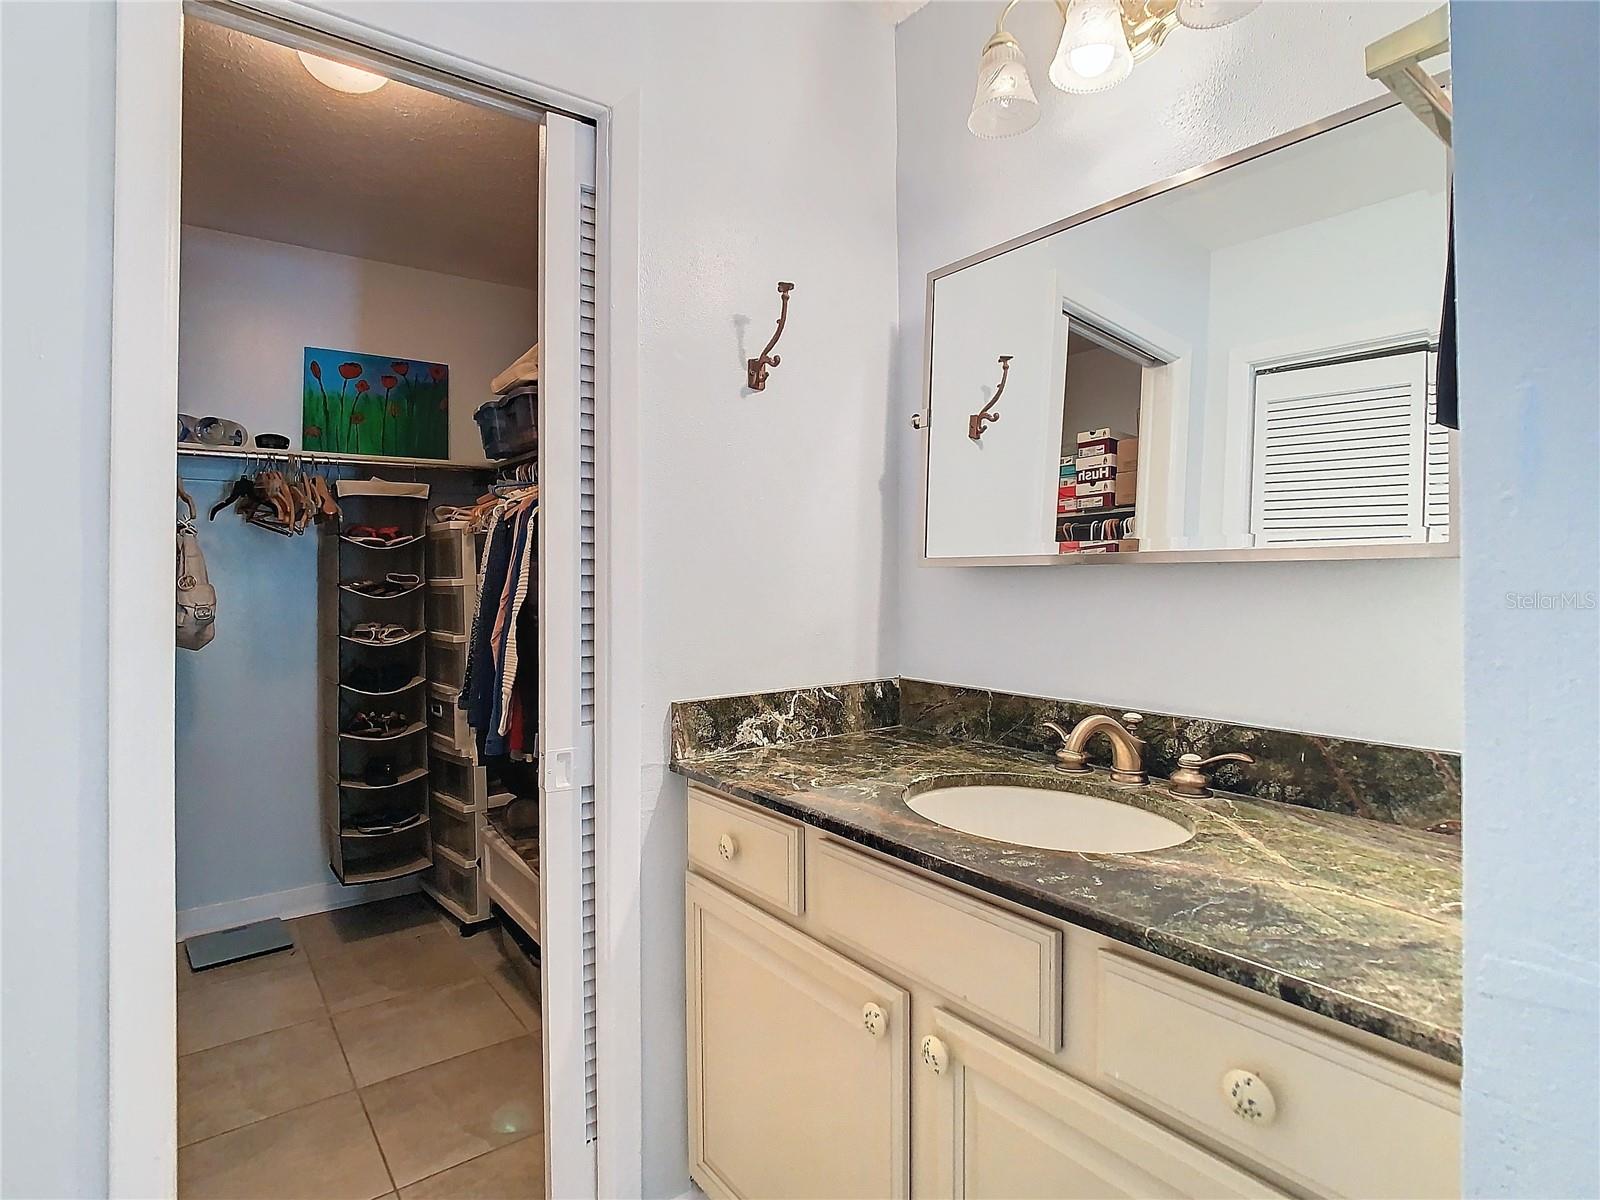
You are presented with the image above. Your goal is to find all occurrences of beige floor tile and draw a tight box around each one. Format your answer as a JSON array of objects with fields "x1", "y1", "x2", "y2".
[
  {"x1": 399, "y1": 1136, "x2": 545, "y2": 1200},
  {"x1": 311, "y1": 924, "x2": 481, "y2": 1014},
  {"x1": 457, "y1": 927, "x2": 509, "y2": 975},
  {"x1": 291, "y1": 894, "x2": 444, "y2": 962},
  {"x1": 179, "y1": 1018, "x2": 354, "y2": 1146},
  {"x1": 178, "y1": 953, "x2": 327, "y2": 1056},
  {"x1": 178, "y1": 942, "x2": 311, "y2": 993},
  {"x1": 178, "y1": 1092, "x2": 391, "y2": 1200},
  {"x1": 333, "y1": 979, "x2": 523, "y2": 1087},
  {"x1": 483, "y1": 962, "x2": 541, "y2": 1035},
  {"x1": 361, "y1": 1036, "x2": 543, "y2": 1187}
]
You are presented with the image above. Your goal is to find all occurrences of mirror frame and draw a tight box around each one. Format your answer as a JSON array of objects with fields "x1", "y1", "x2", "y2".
[{"x1": 916, "y1": 91, "x2": 1460, "y2": 567}]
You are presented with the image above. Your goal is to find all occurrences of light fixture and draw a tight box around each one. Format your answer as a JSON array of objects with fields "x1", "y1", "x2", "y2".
[
  {"x1": 968, "y1": 0, "x2": 1259, "y2": 137},
  {"x1": 296, "y1": 50, "x2": 389, "y2": 95},
  {"x1": 967, "y1": 30, "x2": 1042, "y2": 138},
  {"x1": 1175, "y1": 0, "x2": 1261, "y2": 30},
  {"x1": 1050, "y1": 0, "x2": 1135, "y2": 93}
]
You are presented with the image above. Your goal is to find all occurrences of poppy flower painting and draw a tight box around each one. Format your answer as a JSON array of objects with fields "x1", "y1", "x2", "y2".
[{"x1": 302, "y1": 347, "x2": 448, "y2": 458}]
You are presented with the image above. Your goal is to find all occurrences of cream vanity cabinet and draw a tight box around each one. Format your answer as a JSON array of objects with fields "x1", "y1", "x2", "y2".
[{"x1": 685, "y1": 785, "x2": 1462, "y2": 1200}]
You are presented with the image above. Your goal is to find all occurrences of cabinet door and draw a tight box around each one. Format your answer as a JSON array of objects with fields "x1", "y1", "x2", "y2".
[
  {"x1": 915, "y1": 1007, "x2": 1282, "y2": 1200},
  {"x1": 688, "y1": 875, "x2": 910, "y2": 1200}
]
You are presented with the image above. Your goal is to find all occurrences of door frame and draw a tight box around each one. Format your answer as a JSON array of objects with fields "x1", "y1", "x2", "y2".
[{"x1": 107, "y1": 4, "x2": 644, "y2": 1196}]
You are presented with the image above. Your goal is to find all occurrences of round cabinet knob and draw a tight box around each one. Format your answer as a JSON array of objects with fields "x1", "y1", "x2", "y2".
[
  {"x1": 920, "y1": 1035, "x2": 950, "y2": 1076},
  {"x1": 1221, "y1": 1068, "x2": 1277, "y2": 1125},
  {"x1": 716, "y1": 833, "x2": 737, "y2": 861},
  {"x1": 862, "y1": 1002, "x2": 888, "y2": 1039},
  {"x1": 910, "y1": 412, "x2": 927, "y2": 430}
]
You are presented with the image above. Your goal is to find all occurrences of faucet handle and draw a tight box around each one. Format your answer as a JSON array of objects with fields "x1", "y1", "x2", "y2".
[
  {"x1": 1167, "y1": 752, "x2": 1255, "y2": 800},
  {"x1": 1042, "y1": 719, "x2": 1090, "y2": 773}
]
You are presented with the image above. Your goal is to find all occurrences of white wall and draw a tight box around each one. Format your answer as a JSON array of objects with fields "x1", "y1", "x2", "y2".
[
  {"x1": 170, "y1": 229, "x2": 524, "y2": 926},
  {"x1": 894, "y1": 0, "x2": 1461, "y2": 751},
  {"x1": 5, "y1": 4, "x2": 899, "y2": 1191},
  {"x1": 303, "y1": 4, "x2": 902, "y2": 1193},
  {"x1": 180, "y1": 225, "x2": 535, "y2": 462},
  {"x1": 1454, "y1": 3, "x2": 1600, "y2": 1195},
  {"x1": 1199, "y1": 189, "x2": 1447, "y2": 540},
  {"x1": 172, "y1": 227, "x2": 533, "y2": 931},
  {"x1": 0, "y1": 4, "x2": 115, "y2": 1196}
]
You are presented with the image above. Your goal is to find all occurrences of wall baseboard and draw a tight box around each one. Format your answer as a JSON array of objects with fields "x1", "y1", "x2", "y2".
[{"x1": 176, "y1": 876, "x2": 422, "y2": 940}]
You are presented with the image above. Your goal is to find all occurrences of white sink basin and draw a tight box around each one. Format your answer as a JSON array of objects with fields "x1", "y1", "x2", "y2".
[{"x1": 906, "y1": 784, "x2": 1192, "y2": 853}]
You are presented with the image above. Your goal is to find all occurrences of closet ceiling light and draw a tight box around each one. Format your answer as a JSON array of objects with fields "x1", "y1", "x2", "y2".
[
  {"x1": 297, "y1": 50, "x2": 389, "y2": 94},
  {"x1": 970, "y1": 0, "x2": 1258, "y2": 136}
]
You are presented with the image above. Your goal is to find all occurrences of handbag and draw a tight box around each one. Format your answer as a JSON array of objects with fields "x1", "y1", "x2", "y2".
[{"x1": 176, "y1": 487, "x2": 217, "y2": 651}]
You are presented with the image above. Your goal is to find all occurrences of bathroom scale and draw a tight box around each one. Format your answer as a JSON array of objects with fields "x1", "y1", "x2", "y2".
[{"x1": 183, "y1": 918, "x2": 295, "y2": 971}]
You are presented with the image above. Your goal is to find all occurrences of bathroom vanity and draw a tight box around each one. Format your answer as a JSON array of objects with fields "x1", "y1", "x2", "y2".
[{"x1": 672, "y1": 682, "x2": 1461, "y2": 1200}]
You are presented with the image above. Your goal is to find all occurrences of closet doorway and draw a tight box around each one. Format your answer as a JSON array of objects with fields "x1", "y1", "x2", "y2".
[{"x1": 148, "y1": 6, "x2": 606, "y2": 1197}]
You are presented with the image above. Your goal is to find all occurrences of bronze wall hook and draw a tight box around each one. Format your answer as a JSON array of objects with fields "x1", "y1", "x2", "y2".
[
  {"x1": 969, "y1": 355, "x2": 1012, "y2": 441},
  {"x1": 747, "y1": 281, "x2": 795, "y2": 391}
]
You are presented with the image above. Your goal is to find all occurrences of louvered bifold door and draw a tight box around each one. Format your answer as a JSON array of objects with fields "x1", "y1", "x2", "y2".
[
  {"x1": 1249, "y1": 350, "x2": 1430, "y2": 546},
  {"x1": 538, "y1": 112, "x2": 600, "y2": 1200}
]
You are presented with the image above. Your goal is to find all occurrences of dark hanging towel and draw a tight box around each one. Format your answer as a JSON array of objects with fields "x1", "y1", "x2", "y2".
[{"x1": 1436, "y1": 193, "x2": 1459, "y2": 429}]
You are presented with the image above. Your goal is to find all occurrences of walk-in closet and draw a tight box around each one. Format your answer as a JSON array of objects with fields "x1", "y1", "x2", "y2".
[{"x1": 171, "y1": 10, "x2": 597, "y2": 1197}]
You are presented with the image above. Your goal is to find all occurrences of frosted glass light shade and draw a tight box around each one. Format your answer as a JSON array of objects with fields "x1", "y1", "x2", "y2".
[
  {"x1": 297, "y1": 50, "x2": 389, "y2": 94},
  {"x1": 968, "y1": 36, "x2": 1041, "y2": 138},
  {"x1": 1175, "y1": 0, "x2": 1261, "y2": 30},
  {"x1": 1049, "y1": 0, "x2": 1134, "y2": 94}
]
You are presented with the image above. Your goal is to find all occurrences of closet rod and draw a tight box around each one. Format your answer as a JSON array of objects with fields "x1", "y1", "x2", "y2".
[{"x1": 177, "y1": 445, "x2": 499, "y2": 473}]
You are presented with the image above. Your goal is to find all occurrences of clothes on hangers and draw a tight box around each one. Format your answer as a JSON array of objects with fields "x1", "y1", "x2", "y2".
[
  {"x1": 210, "y1": 460, "x2": 341, "y2": 535},
  {"x1": 458, "y1": 484, "x2": 540, "y2": 760}
]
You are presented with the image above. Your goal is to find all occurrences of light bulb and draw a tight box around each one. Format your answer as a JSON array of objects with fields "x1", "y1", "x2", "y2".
[
  {"x1": 1175, "y1": 0, "x2": 1261, "y2": 30},
  {"x1": 297, "y1": 50, "x2": 389, "y2": 94},
  {"x1": 1050, "y1": 0, "x2": 1134, "y2": 94},
  {"x1": 1069, "y1": 43, "x2": 1115, "y2": 79},
  {"x1": 968, "y1": 35, "x2": 1041, "y2": 139}
]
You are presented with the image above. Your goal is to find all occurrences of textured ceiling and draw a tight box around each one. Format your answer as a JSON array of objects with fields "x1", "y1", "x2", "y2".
[{"x1": 182, "y1": 18, "x2": 539, "y2": 287}]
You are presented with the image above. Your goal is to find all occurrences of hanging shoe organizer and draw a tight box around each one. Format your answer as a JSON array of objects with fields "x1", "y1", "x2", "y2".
[{"x1": 319, "y1": 478, "x2": 434, "y2": 885}]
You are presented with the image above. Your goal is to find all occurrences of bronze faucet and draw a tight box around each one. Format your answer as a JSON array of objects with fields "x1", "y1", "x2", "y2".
[{"x1": 1042, "y1": 714, "x2": 1147, "y2": 785}]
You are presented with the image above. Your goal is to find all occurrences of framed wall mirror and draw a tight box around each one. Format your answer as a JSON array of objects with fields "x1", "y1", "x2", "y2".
[{"x1": 917, "y1": 95, "x2": 1455, "y2": 565}]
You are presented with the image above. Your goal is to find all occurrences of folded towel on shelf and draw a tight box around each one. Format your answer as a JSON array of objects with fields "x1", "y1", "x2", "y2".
[{"x1": 491, "y1": 343, "x2": 540, "y2": 395}]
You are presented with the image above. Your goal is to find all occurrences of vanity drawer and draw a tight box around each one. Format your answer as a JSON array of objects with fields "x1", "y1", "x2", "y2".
[
  {"x1": 687, "y1": 787, "x2": 804, "y2": 916},
  {"x1": 1095, "y1": 952, "x2": 1460, "y2": 1198},
  {"x1": 808, "y1": 837, "x2": 1062, "y2": 1053}
]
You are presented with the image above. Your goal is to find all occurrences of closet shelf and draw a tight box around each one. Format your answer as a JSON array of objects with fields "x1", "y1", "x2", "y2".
[
  {"x1": 340, "y1": 766, "x2": 430, "y2": 791},
  {"x1": 339, "y1": 721, "x2": 427, "y2": 744},
  {"x1": 340, "y1": 813, "x2": 429, "y2": 839},
  {"x1": 339, "y1": 628, "x2": 425, "y2": 647},
  {"x1": 339, "y1": 534, "x2": 425, "y2": 551},
  {"x1": 339, "y1": 582, "x2": 425, "y2": 600},
  {"x1": 340, "y1": 853, "x2": 433, "y2": 885},
  {"x1": 178, "y1": 445, "x2": 496, "y2": 473},
  {"x1": 339, "y1": 675, "x2": 426, "y2": 697}
]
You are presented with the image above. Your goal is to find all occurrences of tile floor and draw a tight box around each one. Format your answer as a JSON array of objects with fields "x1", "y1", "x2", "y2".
[{"x1": 177, "y1": 894, "x2": 543, "y2": 1200}]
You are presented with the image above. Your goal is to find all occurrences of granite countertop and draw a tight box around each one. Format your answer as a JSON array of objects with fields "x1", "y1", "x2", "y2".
[{"x1": 672, "y1": 729, "x2": 1462, "y2": 1064}]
